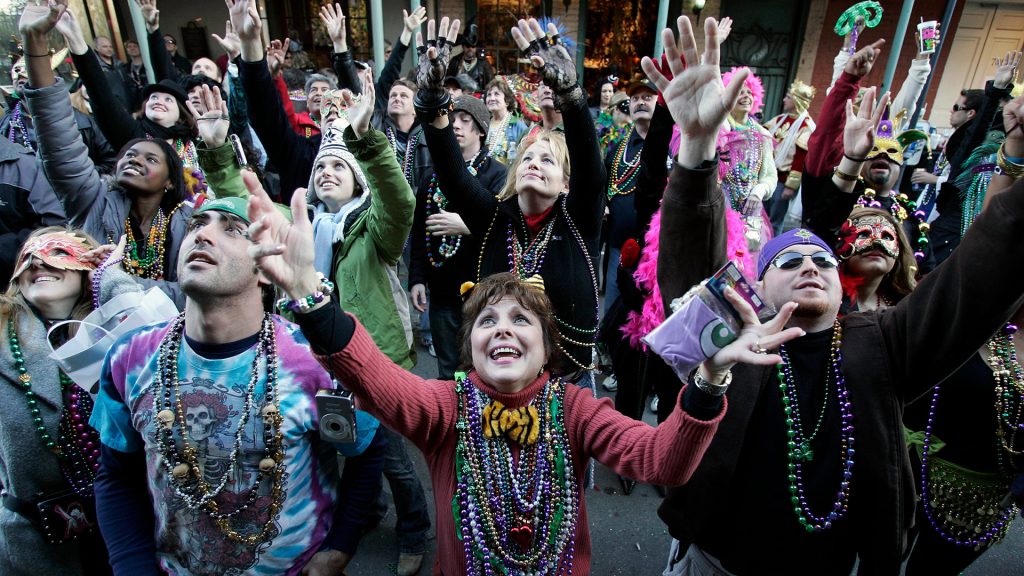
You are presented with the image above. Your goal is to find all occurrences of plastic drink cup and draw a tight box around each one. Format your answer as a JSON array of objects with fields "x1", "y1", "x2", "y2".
[{"x1": 918, "y1": 20, "x2": 939, "y2": 54}]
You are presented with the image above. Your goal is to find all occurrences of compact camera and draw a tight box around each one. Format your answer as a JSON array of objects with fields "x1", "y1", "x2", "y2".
[{"x1": 316, "y1": 389, "x2": 357, "y2": 444}]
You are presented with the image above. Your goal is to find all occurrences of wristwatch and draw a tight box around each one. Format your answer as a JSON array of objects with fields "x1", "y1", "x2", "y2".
[{"x1": 693, "y1": 369, "x2": 732, "y2": 396}]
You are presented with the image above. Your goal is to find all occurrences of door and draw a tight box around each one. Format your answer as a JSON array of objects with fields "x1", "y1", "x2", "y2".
[{"x1": 929, "y1": 2, "x2": 1024, "y2": 128}]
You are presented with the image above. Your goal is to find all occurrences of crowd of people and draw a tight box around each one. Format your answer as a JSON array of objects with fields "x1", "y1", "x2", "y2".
[{"x1": 1, "y1": 0, "x2": 1023, "y2": 574}]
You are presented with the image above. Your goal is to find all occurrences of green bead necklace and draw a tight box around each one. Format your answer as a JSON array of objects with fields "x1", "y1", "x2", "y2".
[{"x1": 8, "y1": 319, "x2": 60, "y2": 454}]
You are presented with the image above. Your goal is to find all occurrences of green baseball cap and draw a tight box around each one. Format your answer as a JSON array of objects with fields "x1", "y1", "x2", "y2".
[{"x1": 194, "y1": 196, "x2": 293, "y2": 223}]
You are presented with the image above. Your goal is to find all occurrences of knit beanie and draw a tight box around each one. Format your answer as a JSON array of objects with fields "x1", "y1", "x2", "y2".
[
  {"x1": 453, "y1": 95, "x2": 491, "y2": 136},
  {"x1": 306, "y1": 122, "x2": 371, "y2": 205}
]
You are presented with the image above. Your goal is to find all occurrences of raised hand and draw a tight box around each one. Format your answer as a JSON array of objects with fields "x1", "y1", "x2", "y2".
[
  {"x1": 844, "y1": 38, "x2": 885, "y2": 78},
  {"x1": 842, "y1": 87, "x2": 888, "y2": 161},
  {"x1": 715, "y1": 16, "x2": 733, "y2": 47},
  {"x1": 246, "y1": 172, "x2": 318, "y2": 300},
  {"x1": 137, "y1": 0, "x2": 159, "y2": 33},
  {"x1": 53, "y1": 5, "x2": 87, "y2": 54},
  {"x1": 225, "y1": 0, "x2": 262, "y2": 61},
  {"x1": 993, "y1": 50, "x2": 1022, "y2": 89},
  {"x1": 511, "y1": 19, "x2": 580, "y2": 108},
  {"x1": 641, "y1": 16, "x2": 747, "y2": 168},
  {"x1": 414, "y1": 16, "x2": 461, "y2": 97},
  {"x1": 701, "y1": 287, "x2": 805, "y2": 380},
  {"x1": 400, "y1": 5, "x2": 427, "y2": 47},
  {"x1": 211, "y1": 19, "x2": 242, "y2": 61},
  {"x1": 186, "y1": 85, "x2": 230, "y2": 148},
  {"x1": 319, "y1": 3, "x2": 346, "y2": 53},
  {"x1": 19, "y1": 0, "x2": 67, "y2": 41},
  {"x1": 266, "y1": 38, "x2": 287, "y2": 75},
  {"x1": 342, "y1": 83, "x2": 373, "y2": 138}
]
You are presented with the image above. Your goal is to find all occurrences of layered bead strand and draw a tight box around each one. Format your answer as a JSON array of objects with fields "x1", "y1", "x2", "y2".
[
  {"x1": 152, "y1": 313, "x2": 287, "y2": 545},
  {"x1": 7, "y1": 320, "x2": 101, "y2": 496},
  {"x1": 454, "y1": 374, "x2": 579, "y2": 575},
  {"x1": 777, "y1": 321, "x2": 856, "y2": 532}
]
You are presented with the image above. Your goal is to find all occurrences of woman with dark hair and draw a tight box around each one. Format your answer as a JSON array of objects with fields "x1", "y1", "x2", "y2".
[
  {"x1": 51, "y1": 6, "x2": 204, "y2": 200},
  {"x1": 834, "y1": 206, "x2": 917, "y2": 312},
  {"x1": 483, "y1": 76, "x2": 528, "y2": 164},
  {"x1": 19, "y1": 2, "x2": 204, "y2": 308},
  {"x1": 0, "y1": 227, "x2": 138, "y2": 576},
  {"x1": 590, "y1": 74, "x2": 618, "y2": 118}
]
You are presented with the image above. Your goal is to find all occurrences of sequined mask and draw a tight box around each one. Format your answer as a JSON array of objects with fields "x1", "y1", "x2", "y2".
[
  {"x1": 12, "y1": 232, "x2": 95, "y2": 279},
  {"x1": 837, "y1": 215, "x2": 900, "y2": 260}
]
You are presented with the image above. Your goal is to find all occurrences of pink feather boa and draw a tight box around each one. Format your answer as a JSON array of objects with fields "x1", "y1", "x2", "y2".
[{"x1": 619, "y1": 207, "x2": 754, "y2": 349}]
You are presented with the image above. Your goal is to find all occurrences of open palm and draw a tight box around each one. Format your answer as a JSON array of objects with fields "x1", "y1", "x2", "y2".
[{"x1": 19, "y1": 0, "x2": 67, "y2": 39}]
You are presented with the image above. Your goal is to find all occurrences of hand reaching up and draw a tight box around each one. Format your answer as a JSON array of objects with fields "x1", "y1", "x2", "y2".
[
  {"x1": 187, "y1": 84, "x2": 230, "y2": 149},
  {"x1": 225, "y1": 0, "x2": 263, "y2": 62},
  {"x1": 413, "y1": 16, "x2": 461, "y2": 99},
  {"x1": 842, "y1": 87, "x2": 889, "y2": 161},
  {"x1": 511, "y1": 19, "x2": 580, "y2": 108},
  {"x1": 137, "y1": 0, "x2": 159, "y2": 33},
  {"x1": 641, "y1": 16, "x2": 748, "y2": 168},
  {"x1": 993, "y1": 50, "x2": 1022, "y2": 89},
  {"x1": 319, "y1": 3, "x2": 346, "y2": 53},
  {"x1": 212, "y1": 19, "x2": 242, "y2": 61},
  {"x1": 844, "y1": 39, "x2": 885, "y2": 78}
]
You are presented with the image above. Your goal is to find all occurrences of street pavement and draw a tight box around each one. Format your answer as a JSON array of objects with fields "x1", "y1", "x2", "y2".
[{"x1": 343, "y1": 336, "x2": 1023, "y2": 575}]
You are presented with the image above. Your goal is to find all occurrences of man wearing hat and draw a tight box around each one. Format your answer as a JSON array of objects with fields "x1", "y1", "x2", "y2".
[
  {"x1": 410, "y1": 94, "x2": 507, "y2": 382},
  {"x1": 601, "y1": 77, "x2": 658, "y2": 317},
  {"x1": 91, "y1": 190, "x2": 385, "y2": 575},
  {"x1": 646, "y1": 27, "x2": 1024, "y2": 572},
  {"x1": 763, "y1": 80, "x2": 816, "y2": 233},
  {"x1": 1, "y1": 54, "x2": 116, "y2": 174},
  {"x1": 446, "y1": 24, "x2": 494, "y2": 91}
]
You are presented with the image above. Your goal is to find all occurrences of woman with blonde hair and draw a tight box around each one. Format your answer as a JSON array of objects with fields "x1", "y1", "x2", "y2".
[
  {"x1": 0, "y1": 227, "x2": 134, "y2": 576},
  {"x1": 417, "y1": 17, "x2": 607, "y2": 388}
]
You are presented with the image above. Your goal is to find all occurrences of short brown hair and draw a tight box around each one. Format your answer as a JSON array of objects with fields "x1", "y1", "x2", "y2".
[
  {"x1": 391, "y1": 78, "x2": 418, "y2": 97},
  {"x1": 484, "y1": 76, "x2": 518, "y2": 114},
  {"x1": 457, "y1": 272, "x2": 566, "y2": 373}
]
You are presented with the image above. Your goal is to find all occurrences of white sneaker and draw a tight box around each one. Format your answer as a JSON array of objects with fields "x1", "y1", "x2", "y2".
[
  {"x1": 602, "y1": 375, "x2": 618, "y2": 391},
  {"x1": 649, "y1": 395, "x2": 659, "y2": 413}
]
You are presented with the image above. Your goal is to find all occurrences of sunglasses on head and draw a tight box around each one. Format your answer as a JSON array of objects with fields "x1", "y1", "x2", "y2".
[{"x1": 771, "y1": 251, "x2": 839, "y2": 272}]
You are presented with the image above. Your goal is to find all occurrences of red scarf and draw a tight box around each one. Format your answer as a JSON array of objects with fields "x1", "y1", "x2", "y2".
[{"x1": 522, "y1": 206, "x2": 554, "y2": 237}]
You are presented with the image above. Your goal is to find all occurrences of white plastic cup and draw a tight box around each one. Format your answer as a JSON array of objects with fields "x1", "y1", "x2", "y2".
[{"x1": 918, "y1": 21, "x2": 939, "y2": 54}]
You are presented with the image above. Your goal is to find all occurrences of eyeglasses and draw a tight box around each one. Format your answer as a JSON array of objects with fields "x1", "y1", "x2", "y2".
[
  {"x1": 771, "y1": 251, "x2": 839, "y2": 272},
  {"x1": 951, "y1": 103, "x2": 970, "y2": 112},
  {"x1": 164, "y1": 38, "x2": 176, "y2": 45}
]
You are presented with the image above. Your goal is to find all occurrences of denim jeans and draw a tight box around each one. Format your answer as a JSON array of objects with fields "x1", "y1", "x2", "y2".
[
  {"x1": 429, "y1": 300, "x2": 462, "y2": 380},
  {"x1": 374, "y1": 426, "x2": 431, "y2": 554}
]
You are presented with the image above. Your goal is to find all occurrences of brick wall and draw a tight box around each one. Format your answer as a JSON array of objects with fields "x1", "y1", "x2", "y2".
[{"x1": 806, "y1": 0, "x2": 964, "y2": 120}]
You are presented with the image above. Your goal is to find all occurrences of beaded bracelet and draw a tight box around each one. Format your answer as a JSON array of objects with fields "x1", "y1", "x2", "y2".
[{"x1": 277, "y1": 273, "x2": 335, "y2": 313}]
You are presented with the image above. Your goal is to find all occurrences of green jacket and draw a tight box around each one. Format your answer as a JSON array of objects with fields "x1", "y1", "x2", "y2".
[
  {"x1": 198, "y1": 130, "x2": 416, "y2": 368},
  {"x1": 330, "y1": 127, "x2": 416, "y2": 368}
]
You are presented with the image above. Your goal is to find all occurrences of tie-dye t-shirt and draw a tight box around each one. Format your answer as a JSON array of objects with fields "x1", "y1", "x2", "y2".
[{"x1": 92, "y1": 316, "x2": 341, "y2": 576}]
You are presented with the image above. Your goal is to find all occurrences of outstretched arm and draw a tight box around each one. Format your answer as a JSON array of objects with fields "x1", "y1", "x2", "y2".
[{"x1": 56, "y1": 8, "x2": 141, "y2": 150}]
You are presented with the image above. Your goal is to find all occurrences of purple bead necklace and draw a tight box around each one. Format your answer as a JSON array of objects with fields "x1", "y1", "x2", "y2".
[
  {"x1": 918, "y1": 323, "x2": 1021, "y2": 548},
  {"x1": 776, "y1": 321, "x2": 856, "y2": 532}
]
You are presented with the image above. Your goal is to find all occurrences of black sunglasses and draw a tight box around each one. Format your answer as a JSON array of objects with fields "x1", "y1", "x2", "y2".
[
  {"x1": 951, "y1": 103, "x2": 971, "y2": 112},
  {"x1": 771, "y1": 251, "x2": 839, "y2": 272},
  {"x1": 615, "y1": 100, "x2": 630, "y2": 114}
]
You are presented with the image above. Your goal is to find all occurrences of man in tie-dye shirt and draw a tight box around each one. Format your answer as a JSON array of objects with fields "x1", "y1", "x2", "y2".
[{"x1": 91, "y1": 197, "x2": 384, "y2": 575}]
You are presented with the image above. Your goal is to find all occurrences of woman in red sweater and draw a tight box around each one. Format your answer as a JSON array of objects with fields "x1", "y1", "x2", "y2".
[{"x1": 242, "y1": 16, "x2": 800, "y2": 573}]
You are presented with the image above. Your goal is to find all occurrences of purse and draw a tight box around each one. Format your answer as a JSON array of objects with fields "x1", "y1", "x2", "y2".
[
  {"x1": 34, "y1": 489, "x2": 98, "y2": 546},
  {"x1": 48, "y1": 287, "x2": 179, "y2": 392}
]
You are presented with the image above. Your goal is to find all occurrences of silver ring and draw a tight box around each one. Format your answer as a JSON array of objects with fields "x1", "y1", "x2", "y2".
[{"x1": 753, "y1": 340, "x2": 768, "y2": 354}]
